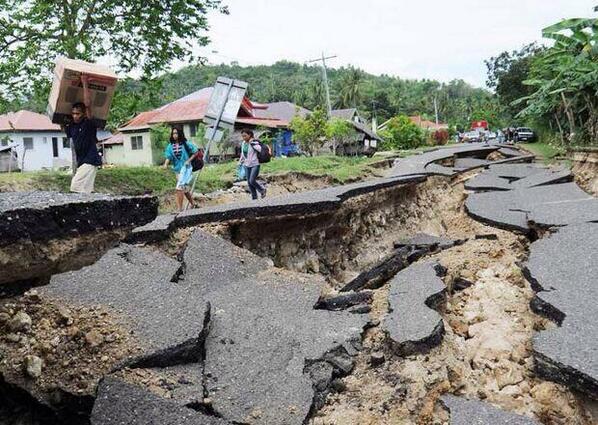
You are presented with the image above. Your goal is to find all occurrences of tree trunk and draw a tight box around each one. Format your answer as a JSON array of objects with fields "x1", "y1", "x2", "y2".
[
  {"x1": 554, "y1": 112, "x2": 565, "y2": 145},
  {"x1": 560, "y1": 92, "x2": 576, "y2": 143}
]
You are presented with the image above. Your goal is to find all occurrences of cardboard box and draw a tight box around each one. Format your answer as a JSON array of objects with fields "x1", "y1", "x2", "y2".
[{"x1": 47, "y1": 58, "x2": 118, "y2": 128}]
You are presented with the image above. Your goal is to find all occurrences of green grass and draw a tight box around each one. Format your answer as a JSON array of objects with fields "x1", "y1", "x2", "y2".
[
  {"x1": 519, "y1": 142, "x2": 565, "y2": 163},
  {"x1": 0, "y1": 156, "x2": 380, "y2": 195},
  {"x1": 0, "y1": 167, "x2": 175, "y2": 195}
]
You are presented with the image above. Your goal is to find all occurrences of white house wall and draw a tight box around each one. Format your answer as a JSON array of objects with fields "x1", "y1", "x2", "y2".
[
  {"x1": 2, "y1": 131, "x2": 71, "y2": 171},
  {"x1": 103, "y1": 144, "x2": 127, "y2": 166},
  {"x1": 122, "y1": 132, "x2": 157, "y2": 166}
]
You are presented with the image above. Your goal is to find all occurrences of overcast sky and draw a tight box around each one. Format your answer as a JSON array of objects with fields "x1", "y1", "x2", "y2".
[{"x1": 192, "y1": 0, "x2": 595, "y2": 88}]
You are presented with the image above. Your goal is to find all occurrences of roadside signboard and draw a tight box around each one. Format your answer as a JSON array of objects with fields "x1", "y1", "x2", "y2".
[{"x1": 203, "y1": 77, "x2": 248, "y2": 130}]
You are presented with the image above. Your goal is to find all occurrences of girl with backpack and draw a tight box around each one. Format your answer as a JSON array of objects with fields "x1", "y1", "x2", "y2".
[
  {"x1": 163, "y1": 126, "x2": 200, "y2": 211},
  {"x1": 239, "y1": 128, "x2": 267, "y2": 200}
]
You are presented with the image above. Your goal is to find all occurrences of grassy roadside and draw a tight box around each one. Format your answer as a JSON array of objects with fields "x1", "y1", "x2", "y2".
[
  {"x1": 0, "y1": 155, "x2": 383, "y2": 196},
  {"x1": 518, "y1": 142, "x2": 565, "y2": 163}
]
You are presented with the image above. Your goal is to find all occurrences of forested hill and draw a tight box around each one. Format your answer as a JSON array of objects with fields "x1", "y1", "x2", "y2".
[
  {"x1": 110, "y1": 60, "x2": 499, "y2": 130},
  {"x1": 3, "y1": 60, "x2": 499, "y2": 131}
]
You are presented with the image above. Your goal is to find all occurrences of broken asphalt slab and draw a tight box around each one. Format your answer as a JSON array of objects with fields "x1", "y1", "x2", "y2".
[
  {"x1": 383, "y1": 260, "x2": 446, "y2": 356},
  {"x1": 394, "y1": 232, "x2": 462, "y2": 250},
  {"x1": 129, "y1": 175, "x2": 425, "y2": 243},
  {"x1": 441, "y1": 395, "x2": 540, "y2": 424},
  {"x1": 527, "y1": 198, "x2": 598, "y2": 228},
  {"x1": 464, "y1": 173, "x2": 513, "y2": 191},
  {"x1": 179, "y1": 230, "x2": 369, "y2": 424},
  {"x1": 339, "y1": 246, "x2": 426, "y2": 292},
  {"x1": 390, "y1": 144, "x2": 500, "y2": 177},
  {"x1": 465, "y1": 182, "x2": 592, "y2": 232},
  {"x1": 0, "y1": 191, "x2": 157, "y2": 247},
  {"x1": 522, "y1": 223, "x2": 598, "y2": 398},
  {"x1": 40, "y1": 245, "x2": 211, "y2": 368},
  {"x1": 91, "y1": 377, "x2": 229, "y2": 425},
  {"x1": 465, "y1": 165, "x2": 572, "y2": 193}
]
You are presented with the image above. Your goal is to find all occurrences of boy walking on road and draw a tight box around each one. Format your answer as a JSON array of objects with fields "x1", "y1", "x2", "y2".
[{"x1": 65, "y1": 75, "x2": 102, "y2": 193}]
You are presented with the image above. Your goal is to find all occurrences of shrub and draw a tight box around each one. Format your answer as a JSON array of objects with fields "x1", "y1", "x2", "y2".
[
  {"x1": 379, "y1": 115, "x2": 425, "y2": 150},
  {"x1": 432, "y1": 129, "x2": 449, "y2": 145}
]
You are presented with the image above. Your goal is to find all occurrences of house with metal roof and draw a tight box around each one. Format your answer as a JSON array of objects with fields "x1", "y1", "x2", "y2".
[
  {"x1": 116, "y1": 88, "x2": 290, "y2": 166},
  {"x1": 0, "y1": 110, "x2": 70, "y2": 171},
  {"x1": 327, "y1": 108, "x2": 382, "y2": 155}
]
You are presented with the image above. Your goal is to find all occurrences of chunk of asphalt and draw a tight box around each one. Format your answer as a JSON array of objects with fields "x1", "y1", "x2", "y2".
[
  {"x1": 394, "y1": 232, "x2": 461, "y2": 250},
  {"x1": 390, "y1": 145, "x2": 499, "y2": 177},
  {"x1": 0, "y1": 191, "x2": 158, "y2": 247},
  {"x1": 180, "y1": 230, "x2": 368, "y2": 425},
  {"x1": 423, "y1": 163, "x2": 457, "y2": 176},
  {"x1": 91, "y1": 377, "x2": 230, "y2": 425},
  {"x1": 510, "y1": 167, "x2": 573, "y2": 189},
  {"x1": 464, "y1": 174, "x2": 513, "y2": 191},
  {"x1": 440, "y1": 395, "x2": 540, "y2": 424},
  {"x1": 127, "y1": 213, "x2": 177, "y2": 244},
  {"x1": 453, "y1": 157, "x2": 490, "y2": 170},
  {"x1": 498, "y1": 147, "x2": 526, "y2": 157},
  {"x1": 339, "y1": 247, "x2": 425, "y2": 292},
  {"x1": 314, "y1": 291, "x2": 373, "y2": 311},
  {"x1": 40, "y1": 245, "x2": 211, "y2": 368},
  {"x1": 465, "y1": 182, "x2": 592, "y2": 232},
  {"x1": 383, "y1": 261, "x2": 446, "y2": 356},
  {"x1": 484, "y1": 163, "x2": 546, "y2": 180},
  {"x1": 523, "y1": 223, "x2": 598, "y2": 398},
  {"x1": 527, "y1": 198, "x2": 598, "y2": 228}
]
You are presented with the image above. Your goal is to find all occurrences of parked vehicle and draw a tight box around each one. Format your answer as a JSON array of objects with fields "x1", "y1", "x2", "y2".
[
  {"x1": 514, "y1": 127, "x2": 536, "y2": 142},
  {"x1": 462, "y1": 131, "x2": 481, "y2": 143}
]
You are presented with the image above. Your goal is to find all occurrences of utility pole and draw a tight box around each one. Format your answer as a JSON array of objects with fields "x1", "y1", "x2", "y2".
[
  {"x1": 307, "y1": 53, "x2": 336, "y2": 117},
  {"x1": 433, "y1": 96, "x2": 439, "y2": 125}
]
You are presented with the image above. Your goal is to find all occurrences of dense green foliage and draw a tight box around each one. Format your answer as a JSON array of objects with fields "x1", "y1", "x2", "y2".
[
  {"x1": 516, "y1": 15, "x2": 598, "y2": 146},
  {"x1": 325, "y1": 118, "x2": 357, "y2": 155},
  {"x1": 488, "y1": 8, "x2": 597, "y2": 147},
  {"x1": 485, "y1": 43, "x2": 545, "y2": 119},
  {"x1": 0, "y1": 0, "x2": 227, "y2": 110},
  {"x1": 289, "y1": 108, "x2": 328, "y2": 155},
  {"x1": 378, "y1": 115, "x2": 425, "y2": 150}
]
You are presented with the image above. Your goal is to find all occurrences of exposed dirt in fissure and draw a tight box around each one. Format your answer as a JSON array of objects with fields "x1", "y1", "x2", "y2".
[
  {"x1": 571, "y1": 150, "x2": 598, "y2": 196},
  {"x1": 308, "y1": 203, "x2": 595, "y2": 424},
  {"x1": 181, "y1": 176, "x2": 596, "y2": 424}
]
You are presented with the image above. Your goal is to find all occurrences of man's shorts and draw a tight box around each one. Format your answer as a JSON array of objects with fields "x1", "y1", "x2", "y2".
[{"x1": 70, "y1": 163, "x2": 98, "y2": 193}]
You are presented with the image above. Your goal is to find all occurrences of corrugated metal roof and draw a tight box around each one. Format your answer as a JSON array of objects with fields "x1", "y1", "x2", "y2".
[
  {"x1": 331, "y1": 108, "x2": 357, "y2": 120},
  {"x1": 119, "y1": 87, "x2": 287, "y2": 131},
  {"x1": 99, "y1": 132, "x2": 124, "y2": 145},
  {"x1": 253, "y1": 101, "x2": 311, "y2": 123},
  {"x1": 0, "y1": 110, "x2": 61, "y2": 132}
]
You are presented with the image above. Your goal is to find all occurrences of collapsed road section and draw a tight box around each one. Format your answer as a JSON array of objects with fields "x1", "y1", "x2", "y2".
[
  {"x1": 1, "y1": 143, "x2": 596, "y2": 424},
  {"x1": 0, "y1": 191, "x2": 158, "y2": 288}
]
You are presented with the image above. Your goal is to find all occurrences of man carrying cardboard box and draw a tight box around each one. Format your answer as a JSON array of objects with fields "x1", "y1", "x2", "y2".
[{"x1": 65, "y1": 75, "x2": 102, "y2": 193}]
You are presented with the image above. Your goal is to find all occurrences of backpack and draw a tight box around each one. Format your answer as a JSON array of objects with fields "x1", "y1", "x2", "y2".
[
  {"x1": 253, "y1": 141, "x2": 272, "y2": 164},
  {"x1": 182, "y1": 141, "x2": 204, "y2": 171}
]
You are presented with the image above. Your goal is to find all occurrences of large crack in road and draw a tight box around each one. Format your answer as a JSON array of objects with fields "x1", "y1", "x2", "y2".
[{"x1": 1, "y1": 144, "x2": 596, "y2": 424}]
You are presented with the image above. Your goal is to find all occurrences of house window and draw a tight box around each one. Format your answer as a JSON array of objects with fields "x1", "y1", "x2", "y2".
[
  {"x1": 62, "y1": 137, "x2": 69, "y2": 149},
  {"x1": 131, "y1": 135, "x2": 143, "y2": 150},
  {"x1": 23, "y1": 137, "x2": 33, "y2": 150},
  {"x1": 189, "y1": 123, "x2": 197, "y2": 137}
]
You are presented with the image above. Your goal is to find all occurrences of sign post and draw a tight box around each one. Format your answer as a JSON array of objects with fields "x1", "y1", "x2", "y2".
[{"x1": 186, "y1": 77, "x2": 248, "y2": 209}]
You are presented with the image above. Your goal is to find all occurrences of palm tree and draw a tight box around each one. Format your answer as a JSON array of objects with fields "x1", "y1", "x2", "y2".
[{"x1": 336, "y1": 67, "x2": 363, "y2": 109}]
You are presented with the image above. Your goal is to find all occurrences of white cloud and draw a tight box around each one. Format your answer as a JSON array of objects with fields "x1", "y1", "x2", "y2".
[{"x1": 188, "y1": 0, "x2": 595, "y2": 87}]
